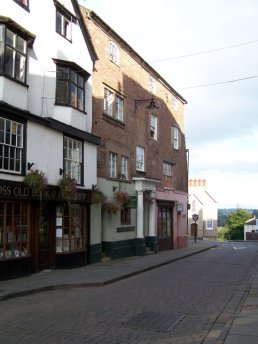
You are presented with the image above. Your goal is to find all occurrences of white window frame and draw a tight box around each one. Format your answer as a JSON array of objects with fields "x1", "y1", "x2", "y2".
[
  {"x1": 172, "y1": 125, "x2": 180, "y2": 149},
  {"x1": 104, "y1": 88, "x2": 113, "y2": 116},
  {"x1": 109, "y1": 41, "x2": 120, "y2": 65},
  {"x1": 163, "y1": 162, "x2": 173, "y2": 188},
  {"x1": 109, "y1": 152, "x2": 117, "y2": 178},
  {"x1": 206, "y1": 219, "x2": 213, "y2": 230},
  {"x1": 56, "y1": 8, "x2": 72, "y2": 41},
  {"x1": 172, "y1": 95, "x2": 178, "y2": 111},
  {"x1": 0, "y1": 117, "x2": 23, "y2": 174},
  {"x1": 120, "y1": 156, "x2": 128, "y2": 180},
  {"x1": 150, "y1": 113, "x2": 158, "y2": 140},
  {"x1": 63, "y1": 136, "x2": 82, "y2": 184},
  {"x1": 136, "y1": 146, "x2": 144, "y2": 172},
  {"x1": 149, "y1": 75, "x2": 156, "y2": 94},
  {"x1": 115, "y1": 95, "x2": 124, "y2": 121}
]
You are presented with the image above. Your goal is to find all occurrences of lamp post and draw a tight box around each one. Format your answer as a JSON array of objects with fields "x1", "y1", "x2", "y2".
[{"x1": 192, "y1": 213, "x2": 199, "y2": 243}]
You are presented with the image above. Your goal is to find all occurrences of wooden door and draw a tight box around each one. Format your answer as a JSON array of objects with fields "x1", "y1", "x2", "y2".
[{"x1": 38, "y1": 202, "x2": 50, "y2": 270}]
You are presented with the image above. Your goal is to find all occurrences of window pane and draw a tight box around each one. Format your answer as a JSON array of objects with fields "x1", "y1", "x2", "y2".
[
  {"x1": 115, "y1": 96, "x2": 123, "y2": 121},
  {"x1": 104, "y1": 88, "x2": 112, "y2": 115},
  {"x1": 17, "y1": 36, "x2": 26, "y2": 54},
  {"x1": 56, "y1": 80, "x2": 69, "y2": 104},
  {"x1": 71, "y1": 84, "x2": 77, "y2": 108},
  {"x1": 77, "y1": 88, "x2": 84, "y2": 111},
  {"x1": 15, "y1": 53, "x2": 26, "y2": 82},
  {"x1": 5, "y1": 47, "x2": 15, "y2": 78},
  {"x1": 6, "y1": 29, "x2": 15, "y2": 48}
]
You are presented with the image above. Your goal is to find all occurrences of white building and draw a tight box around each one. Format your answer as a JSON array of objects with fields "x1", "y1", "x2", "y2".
[
  {"x1": 0, "y1": 0, "x2": 100, "y2": 279},
  {"x1": 188, "y1": 179, "x2": 218, "y2": 240}
]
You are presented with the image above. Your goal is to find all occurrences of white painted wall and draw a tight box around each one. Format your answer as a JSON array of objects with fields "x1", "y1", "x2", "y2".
[{"x1": 0, "y1": 0, "x2": 93, "y2": 132}]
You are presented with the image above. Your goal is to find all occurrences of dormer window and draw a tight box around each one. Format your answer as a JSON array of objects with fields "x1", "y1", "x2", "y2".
[
  {"x1": 109, "y1": 41, "x2": 120, "y2": 65},
  {"x1": 55, "y1": 2, "x2": 76, "y2": 41},
  {"x1": 0, "y1": 24, "x2": 29, "y2": 84}
]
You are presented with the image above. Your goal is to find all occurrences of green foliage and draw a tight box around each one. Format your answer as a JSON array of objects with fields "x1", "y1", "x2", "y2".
[
  {"x1": 224, "y1": 209, "x2": 251, "y2": 240},
  {"x1": 217, "y1": 227, "x2": 229, "y2": 241}
]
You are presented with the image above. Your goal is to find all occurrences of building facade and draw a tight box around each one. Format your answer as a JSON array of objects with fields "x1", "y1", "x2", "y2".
[
  {"x1": 0, "y1": 0, "x2": 100, "y2": 279},
  {"x1": 188, "y1": 179, "x2": 218, "y2": 240},
  {"x1": 80, "y1": 7, "x2": 189, "y2": 261},
  {"x1": 244, "y1": 217, "x2": 258, "y2": 240}
]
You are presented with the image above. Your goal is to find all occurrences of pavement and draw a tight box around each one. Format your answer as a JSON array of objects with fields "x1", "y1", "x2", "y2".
[{"x1": 0, "y1": 239, "x2": 258, "y2": 343}]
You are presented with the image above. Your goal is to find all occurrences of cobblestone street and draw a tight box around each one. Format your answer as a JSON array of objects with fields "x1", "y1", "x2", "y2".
[{"x1": 1, "y1": 242, "x2": 258, "y2": 344}]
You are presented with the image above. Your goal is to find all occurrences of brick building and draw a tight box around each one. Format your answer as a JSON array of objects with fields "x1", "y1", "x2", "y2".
[{"x1": 80, "y1": 7, "x2": 189, "y2": 261}]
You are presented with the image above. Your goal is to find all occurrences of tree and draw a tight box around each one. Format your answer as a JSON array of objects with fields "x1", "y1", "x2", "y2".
[{"x1": 224, "y1": 209, "x2": 251, "y2": 240}]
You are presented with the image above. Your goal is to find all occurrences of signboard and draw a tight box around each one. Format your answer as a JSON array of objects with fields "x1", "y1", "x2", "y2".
[{"x1": 126, "y1": 196, "x2": 137, "y2": 209}]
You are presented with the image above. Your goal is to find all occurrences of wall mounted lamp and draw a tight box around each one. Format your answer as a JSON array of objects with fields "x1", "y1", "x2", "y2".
[
  {"x1": 59, "y1": 168, "x2": 65, "y2": 176},
  {"x1": 27, "y1": 162, "x2": 35, "y2": 170},
  {"x1": 92, "y1": 184, "x2": 98, "y2": 191},
  {"x1": 134, "y1": 97, "x2": 158, "y2": 113},
  {"x1": 113, "y1": 186, "x2": 118, "y2": 192}
]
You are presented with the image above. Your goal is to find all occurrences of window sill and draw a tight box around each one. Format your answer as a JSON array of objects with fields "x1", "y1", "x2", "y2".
[{"x1": 102, "y1": 113, "x2": 125, "y2": 128}]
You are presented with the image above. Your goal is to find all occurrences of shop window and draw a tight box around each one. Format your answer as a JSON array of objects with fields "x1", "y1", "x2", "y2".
[
  {"x1": 55, "y1": 204, "x2": 86, "y2": 253},
  {"x1": 0, "y1": 25, "x2": 27, "y2": 83},
  {"x1": 103, "y1": 87, "x2": 124, "y2": 122},
  {"x1": 55, "y1": 63, "x2": 86, "y2": 111},
  {"x1": 63, "y1": 136, "x2": 82, "y2": 184},
  {"x1": 163, "y1": 162, "x2": 173, "y2": 188},
  {"x1": 13, "y1": 0, "x2": 29, "y2": 10},
  {"x1": 0, "y1": 117, "x2": 24, "y2": 174},
  {"x1": 158, "y1": 206, "x2": 171, "y2": 237},
  {"x1": 0, "y1": 201, "x2": 30, "y2": 260},
  {"x1": 109, "y1": 152, "x2": 117, "y2": 178}
]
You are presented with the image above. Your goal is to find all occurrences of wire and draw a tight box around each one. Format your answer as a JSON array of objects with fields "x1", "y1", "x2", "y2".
[
  {"x1": 149, "y1": 39, "x2": 258, "y2": 63},
  {"x1": 178, "y1": 75, "x2": 258, "y2": 90}
]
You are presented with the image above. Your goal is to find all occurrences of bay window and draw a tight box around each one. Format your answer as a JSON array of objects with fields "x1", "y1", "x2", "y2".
[
  {"x1": 0, "y1": 25, "x2": 27, "y2": 83},
  {"x1": 55, "y1": 61, "x2": 88, "y2": 111}
]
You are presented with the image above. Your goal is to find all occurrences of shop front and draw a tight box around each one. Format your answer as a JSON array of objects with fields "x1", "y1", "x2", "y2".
[{"x1": 0, "y1": 181, "x2": 91, "y2": 280}]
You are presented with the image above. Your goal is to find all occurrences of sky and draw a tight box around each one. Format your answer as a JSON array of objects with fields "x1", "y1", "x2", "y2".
[{"x1": 80, "y1": 0, "x2": 258, "y2": 209}]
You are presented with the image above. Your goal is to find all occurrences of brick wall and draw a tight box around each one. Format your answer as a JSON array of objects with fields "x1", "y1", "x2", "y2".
[{"x1": 81, "y1": 8, "x2": 188, "y2": 192}]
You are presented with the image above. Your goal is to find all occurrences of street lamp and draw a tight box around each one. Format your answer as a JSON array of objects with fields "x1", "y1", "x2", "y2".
[
  {"x1": 134, "y1": 97, "x2": 158, "y2": 113},
  {"x1": 192, "y1": 213, "x2": 199, "y2": 243}
]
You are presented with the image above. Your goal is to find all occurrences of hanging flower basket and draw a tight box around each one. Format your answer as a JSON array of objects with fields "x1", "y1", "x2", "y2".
[
  {"x1": 24, "y1": 169, "x2": 48, "y2": 193},
  {"x1": 103, "y1": 201, "x2": 120, "y2": 214},
  {"x1": 91, "y1": 189, "x2": 107, "y2": 204},
  {"x1": 115, "y1": 191, "x2": 129, "y2": 207},
  {"x1": 58, "y1": 175, "x2": 77, "y2": 197}
]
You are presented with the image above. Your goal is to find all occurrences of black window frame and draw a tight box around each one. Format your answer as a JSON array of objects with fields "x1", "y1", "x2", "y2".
[
  {"x1": 0, "y1": 23, "x2": 30, "y2": 85},
  {"x1": 55, "y1": 60, "x2": 90, "y2": 113}
]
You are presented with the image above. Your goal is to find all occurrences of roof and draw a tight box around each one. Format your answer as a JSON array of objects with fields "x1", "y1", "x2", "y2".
[
  {"x1": 79, "y1": 6, "x2": 187, "y2": 104},
  {"x1": 245, "y1": 217, "x2": 257, "y2": 225}
]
